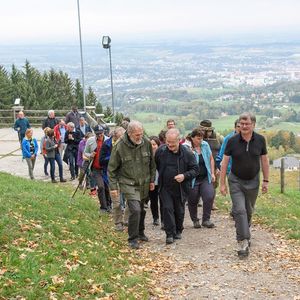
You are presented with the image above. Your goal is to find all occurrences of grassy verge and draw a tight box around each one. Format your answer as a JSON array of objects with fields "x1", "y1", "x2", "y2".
[
  {"x1": 216, "y1": 169, "x2": 300, "y2": 243},
  {"x1": 0, "y1": 172, "x2": 149, "y2": 299}
]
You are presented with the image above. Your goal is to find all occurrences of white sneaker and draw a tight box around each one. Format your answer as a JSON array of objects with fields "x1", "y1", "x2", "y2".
[{"x1": 237, "y1": 239, "x2": 249, "y2": 257}]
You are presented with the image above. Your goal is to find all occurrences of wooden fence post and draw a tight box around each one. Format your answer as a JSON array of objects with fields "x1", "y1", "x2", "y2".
[{"x1": 280, "y1": 157, "x2": 285, "y2": 193}]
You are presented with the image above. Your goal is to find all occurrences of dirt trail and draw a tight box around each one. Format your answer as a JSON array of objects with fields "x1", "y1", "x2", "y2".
[{"x1": 142, "y1": 205, "x2": 300, "y2": 299}]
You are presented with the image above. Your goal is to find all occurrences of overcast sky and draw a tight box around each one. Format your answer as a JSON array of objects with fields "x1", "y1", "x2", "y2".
[{"x1": 1, "y1": 0, "x2": 300, "y2": 44}]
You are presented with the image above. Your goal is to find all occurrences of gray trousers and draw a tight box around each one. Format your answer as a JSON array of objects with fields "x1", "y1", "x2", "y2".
[
  {"x1": 188, "y1": 178, "x2": 215, "y2": 223},
  {"x1": 228, "y1": 172, "x2": 259, "y2": 241},
  {"x1": 25, "y1": 157, "x2": 36, "y2": 179}
]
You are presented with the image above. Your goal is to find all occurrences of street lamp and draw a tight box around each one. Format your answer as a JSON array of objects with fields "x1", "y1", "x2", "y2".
[
  {"x1": 76, "y1": 0, "x2": 86, "y2": 112},
  {"x1": 102, "y1": 35, "x2": 115, "y2": 122}
]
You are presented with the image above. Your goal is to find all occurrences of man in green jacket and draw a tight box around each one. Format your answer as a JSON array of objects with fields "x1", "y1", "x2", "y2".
[{"x1": 108, "y1": 121, "x2": 156, "y2": 249}]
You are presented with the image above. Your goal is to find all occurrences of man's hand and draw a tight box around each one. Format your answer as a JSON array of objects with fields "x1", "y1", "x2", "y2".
[
  {"x1": 110, "y1": 190, "x2": 119, "y2": 199},
  {"x1": 262, "y1": 181, "x2": 268, "y2": 194},
  {"x1": 149, "y1": 182, "x2": 155, "y2": 191},
  {"x1": 174, "y1": 174, "x2": 184, "y2": 183},
  {"x1": 211, "y1": 173, "x2": 216, "y2": 183},
  {"x1": 220, "y1": 183, "x2": 227, "y2": 196}
]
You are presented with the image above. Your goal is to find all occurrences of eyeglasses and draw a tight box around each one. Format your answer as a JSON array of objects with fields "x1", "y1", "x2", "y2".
[{"x1": 239, "y1": 123, "x2": 252, "y2": 127}]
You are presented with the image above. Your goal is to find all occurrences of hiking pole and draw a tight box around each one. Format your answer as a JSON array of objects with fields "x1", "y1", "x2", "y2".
[{"x1": 71, "y1": 158, "x2": 94, "y2": 200}]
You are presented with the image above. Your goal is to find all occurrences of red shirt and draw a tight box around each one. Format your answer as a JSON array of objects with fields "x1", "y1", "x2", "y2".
[{"x1": 92, "y1": 137, "x2": 104, "y2": 169}]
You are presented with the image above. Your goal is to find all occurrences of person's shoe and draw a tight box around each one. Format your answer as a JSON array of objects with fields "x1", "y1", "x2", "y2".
[
  {"x1": 129, "y1": 240, "x2": 139, "y2": 249},
  {"x1": 202, "y1": 220, "x2": 215, "y2": 228},
  {"x1": 44, "y1": 172, "x2": 49, "y2": 176},
  {"x1": 237, "y1": 239, "x2": 249, "y2": 258},
  {"x1": 174, "y1": 233, "x2": 182, "y2": 240},
  {"x1": 60, "y1": 178, "x2": 67, "y2": 183},
  {"x1": 51, "y1": 179, "x2": 58, "y2": 183},
  {"x1": 138, "y1": 234, "x2": 149, "y2": 242},
  {"x1": 161, "y1": 222, "x2": 165, "y2": 230},
  {"x1": 193, "y1": 220, "x2": 201, "y2": 228},
  {"x1": 166, "y1": 236, "x2": 174, "y2": 244},
  {"x1": 212, "y1": 205, "x2": 219, "y2": 211},
  {"x1": 70, "y1": 176, "x2": 76, "y2": 181},
  {"x1": 115, "y1": 223, "x2": 124, "y2": 232},
  {"x1": 153, "y1": 219, "x2": 159, "y2": 226}
]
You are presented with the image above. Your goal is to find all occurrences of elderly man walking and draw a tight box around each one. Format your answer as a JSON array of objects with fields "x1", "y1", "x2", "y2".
[
  {"x1": 155, "y1": 128, "x2": 199, "y2": 244},
  {"x1": 108, "y1": 121, "x2": 156, "y2": 249},
  {"x1": 220, "y1": 112, "x2": 269, "y2": 258}
]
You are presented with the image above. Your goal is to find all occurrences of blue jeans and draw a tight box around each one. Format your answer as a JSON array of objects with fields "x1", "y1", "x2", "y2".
[
  {"x1": 68, "y1": 151, "x2": 78, "y2": 178},
  {"x1": 48, "y1": 153, "x2": 63, "y2": 180}
]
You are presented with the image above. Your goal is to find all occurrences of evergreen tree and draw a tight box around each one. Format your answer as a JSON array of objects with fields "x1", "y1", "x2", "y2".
[
  {"x1": 95, "y1": 102, "x2": 103, "y2": 114},
  {"x1": 74, "y1": 79, "x2": 84, "y2": 108},
  {"x1": 86, "y1": 86, "x2": 97, "y2": 106},
  {"x1": 0, "y1": 66, "x2": 13, "y2": 109}
]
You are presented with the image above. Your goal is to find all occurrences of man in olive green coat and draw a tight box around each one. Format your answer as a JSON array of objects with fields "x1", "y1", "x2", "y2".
[{"x1": 108, "y1": 121, "x2": 156, "y2": 249}]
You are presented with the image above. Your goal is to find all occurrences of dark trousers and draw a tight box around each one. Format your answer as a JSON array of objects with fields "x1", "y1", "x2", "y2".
[
  {"x1": 127, "y1": 198, "x2": 146, "y2": 242},
  {"x1": 43, "y1": 155, "x2": 49, "y2": 175},
  {"x1": 149, "y1": 185, "x2": 163, "y2": 222},
  {"x1": 48, "y1": 153, "x2": 63, "y2": 180},
  {"x1": 90, "y1": 168, "x2": 107, "y2": 210},
  {"x1": 68, "y1": 151, "x2": 78, "y2": 178},
  {"x1": 188, "y1": 178, "x2": 215, "y2": 223},
  {"x1": 160, "y1": 187, "x2": 185, "y2": 238}
]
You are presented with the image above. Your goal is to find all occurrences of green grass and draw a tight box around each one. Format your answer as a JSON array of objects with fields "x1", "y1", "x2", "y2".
[
  {"x1": 0, "y1": 172, "x2": 149, "y2": 299},
  {"x1": 270, "y1": 121, "x2": 300, "y2": 133},
  {"x1": 216, "y1": 169, "x2": 300, "y2": 242}
]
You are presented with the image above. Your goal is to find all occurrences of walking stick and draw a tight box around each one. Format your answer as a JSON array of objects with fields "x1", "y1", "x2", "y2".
[{"x1": 71, "y1": 158, "x2": 94, "y2": 199}]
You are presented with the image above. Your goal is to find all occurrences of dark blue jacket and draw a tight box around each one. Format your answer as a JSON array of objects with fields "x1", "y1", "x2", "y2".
[
  {"x1": 14, "y1": 118, "x2": 31, "y2": 135},
  {"x1": 99, "y1": 137, "x2": 113, "y2": 185}
]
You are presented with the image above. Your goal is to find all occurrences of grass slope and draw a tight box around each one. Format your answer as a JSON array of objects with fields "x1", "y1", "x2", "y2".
[{"x1": 0, "y1": 172, "x2": 149, "y2": 299}]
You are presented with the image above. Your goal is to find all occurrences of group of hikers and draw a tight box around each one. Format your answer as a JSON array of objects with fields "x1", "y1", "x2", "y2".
[{"x1": 14, "y1": 109, "x2": 269, "y2": 258}]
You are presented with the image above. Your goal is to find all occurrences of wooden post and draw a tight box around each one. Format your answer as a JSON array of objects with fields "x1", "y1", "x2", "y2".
[{"x1": 280, "y1": 157, "x2": 285, "y2": 193}]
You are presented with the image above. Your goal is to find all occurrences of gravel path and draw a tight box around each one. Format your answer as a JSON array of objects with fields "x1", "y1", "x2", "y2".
[
  {"x1": 143, "y1": 207, "x2": 300, "y2": 299},
  {"x1": 1, "y1": 128, "x2": 299, "y2": 299}
]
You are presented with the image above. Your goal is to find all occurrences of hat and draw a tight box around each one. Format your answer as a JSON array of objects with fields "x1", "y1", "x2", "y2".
[
  {"x1": 93, "y1": 124, "x2": 104, "y2": 134},
  {"x1": 199, "y1": 119, "x2": 214, "y2": 130}
]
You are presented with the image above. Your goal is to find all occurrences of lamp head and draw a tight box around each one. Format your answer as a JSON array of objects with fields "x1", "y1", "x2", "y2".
[{"x1": 102, "y1": 36, "x2": 111, "y2": 49}]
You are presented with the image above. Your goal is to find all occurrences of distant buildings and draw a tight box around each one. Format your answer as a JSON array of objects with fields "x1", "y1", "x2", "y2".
[{"x1": 273, "y1": 156, "x2": 300, "y2": 170}]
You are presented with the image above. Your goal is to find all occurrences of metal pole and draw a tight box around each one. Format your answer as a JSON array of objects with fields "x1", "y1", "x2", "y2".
[
  {"x1": 108, "y1": 46, "x2": 114, "y2": 122},
  {"x1": 76, "y1": 0, "x2": 86, "y2": 112}
]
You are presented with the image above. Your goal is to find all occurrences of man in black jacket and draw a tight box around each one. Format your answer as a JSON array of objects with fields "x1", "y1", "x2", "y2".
[{"x1": 155, "y1": 128, "x2": 199, "y2": 244}]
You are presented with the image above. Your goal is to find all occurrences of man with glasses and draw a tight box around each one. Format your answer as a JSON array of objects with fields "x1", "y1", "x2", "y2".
[{"x1": 220, "y1": 112, "x2": 269, "y2": 258}]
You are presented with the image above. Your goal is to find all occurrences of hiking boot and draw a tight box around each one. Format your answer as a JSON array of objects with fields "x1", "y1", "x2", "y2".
[
  {"x1": 153, "y1": 219, "x2": 159, "y2": 226},
  {"x1": 60, "y1": 178, "x2": 67, "y2": 183},
  {"x1": 193, "y1": 220, "x2": 201, "y2": 228},
  {"x1": 51, "y1": 179, "x2": 58, "y2": 183},
  {"x1": 115, "y1": 223, "x2": 124, "y2": 232},
  {"x1": 174, "y1": 233, "x2": 182, "y2": 240},
  {"x1": 237, "y1": 239, "x2": 249, "y2": 258},
  {"x1": 129, "y1": 240, "x2": 139, "y2": 249},
  {"x1": 138, "y1": 233, "x2": 149, "y2": 242},
  {"x1": 202, "y1": 220, "x2": 215, "y2": 228},
  {"x1": 166, "y1": 236, "x2": 174, "y2": 244}
]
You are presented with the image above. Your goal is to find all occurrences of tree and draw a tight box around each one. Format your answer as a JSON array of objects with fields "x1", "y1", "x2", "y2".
[
  {"x1": 74, "y1": 79, "x2": 84, "y2": 108},
  {"x1": 95, "y1": 102, "x2": 103, "y2": 114},
  {"x1": 86, "y1": 86, "x2": 97, "y2": 106},
  {"x1": 288, "y1": 132, "x2": 296, "y2": 150},
  {"x1": 0, "y1": 66, "x2": 13, "y2": 109}
]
